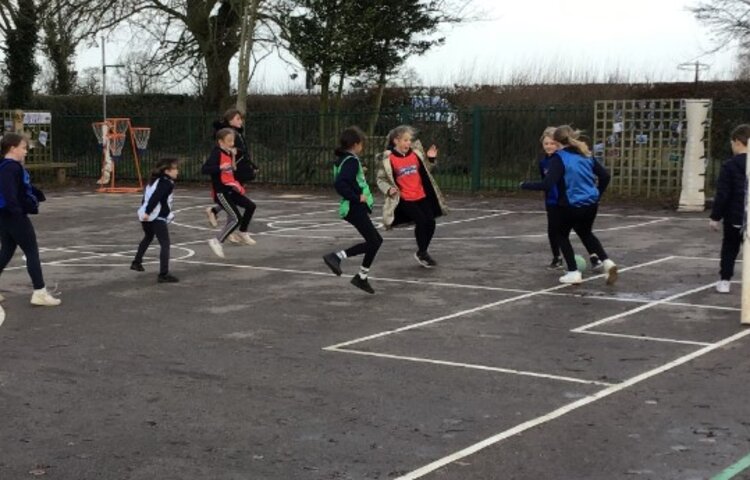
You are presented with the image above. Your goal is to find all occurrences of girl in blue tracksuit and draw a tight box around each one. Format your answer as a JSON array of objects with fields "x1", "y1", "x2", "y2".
[
  {"x1": 0, "y1": 133, "x2": 60, "y2": 306},
  {"x1": 522, "y1": 125, "x2": 618, "y2": 285},
  {"x1": 131, "y1": 158, "x2": 180, "y2": 283}
]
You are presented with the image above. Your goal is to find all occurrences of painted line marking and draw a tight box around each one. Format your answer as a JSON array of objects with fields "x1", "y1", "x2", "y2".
[
  {"x1": 324, "y1": 348, "x2": 613, "y2": 386},
  {"x1": 572, "y1": 282, "x2": 719, "y2": 333},
  {"x1": 394, "y1": 328, "x2": 750, "y2": 480},
  {"x1": 324, "y1": 257, "x2": 675, "y2": 351},
  {"x1": 711, "y1": 452, "x2": 750, "y2": 480},
  {"x1": 579, "y1": 330, "x2": 712, "y2": 346}
]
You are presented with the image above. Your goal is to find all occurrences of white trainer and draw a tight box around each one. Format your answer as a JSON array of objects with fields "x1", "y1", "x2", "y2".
[
  {"x1": 205, "y1": 207, "x2": 218, "y2": 228},
  {"x1": 227, "y1": 232, "x2": 242, "y2": 244},
  {"x1": 208, "y1": 238, "x2": 225, "y2": 258},
  {"x1": 716, "y1": 280, "x2": 731, "y2": 294},
  {"x1": 602, "y1": 259, "x2": 618, "y2": 285},
  {"x1": 30, "y1": 288, "x2": 61, "y2": 307},
  {"x1": 559, "y1": 270, "x2": 583, "y2": 284},
  {"x1": 239, "y1": 232, "x2": 256, "y2": 245}
]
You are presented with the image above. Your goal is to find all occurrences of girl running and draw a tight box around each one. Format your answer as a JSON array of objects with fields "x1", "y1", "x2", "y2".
[
  {"x1": 323, "y1": 126, "x2": 382, "y2": 294},
  {"x1": 202, "y1": 128, "x2": 257, "y2": 258},
  {"x1": 376, "y1": 125, "x2": 447, "y2": 268}
]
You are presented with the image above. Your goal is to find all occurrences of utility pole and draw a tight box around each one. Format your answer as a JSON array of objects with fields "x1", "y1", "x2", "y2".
[{"x1": 678, "y1": 61, "x2": 710, "y2": 83}]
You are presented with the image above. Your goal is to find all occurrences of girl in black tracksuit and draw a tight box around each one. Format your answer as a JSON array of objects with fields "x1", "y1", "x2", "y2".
[
  {"x1": 709, "y1": 124, "x2": 750, "y2": 293},
  {"x1": 323, "y1": 126, "x2": 382, "y2": 294},
  {"x1": 132, "y1": 158, "x2": 180, "y2": 283}
]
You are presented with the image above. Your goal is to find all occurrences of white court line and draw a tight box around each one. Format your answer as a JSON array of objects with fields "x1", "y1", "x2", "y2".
[
  {"x1": 324, "y1": 257, "x2": 675, "y2": 351},
  {"x1": 673, "y1": 255, "x2": 741, "y2": 263},
  {"x1": 579, "y1": 330, "x2": 711, "y2": 346},
  {"x1": 394, "y1": 327, "x2": 750, "y2": 480},
  {"x1": 0, "y1": 305, "x2": 5, "y2": 328},
  {"x1": 572, "y1": 282, "x2": 719, "y2": 333},
  {"x1": 326, "y1": 348, "x2": 613, "y2": 387}
]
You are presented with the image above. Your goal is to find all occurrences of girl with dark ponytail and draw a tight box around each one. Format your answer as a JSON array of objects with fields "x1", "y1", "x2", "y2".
[{"x1": 323, "y1": 126, "x2": 382, "y2": 294}]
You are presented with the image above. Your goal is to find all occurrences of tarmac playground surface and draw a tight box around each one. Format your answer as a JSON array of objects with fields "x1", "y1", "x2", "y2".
[{"x1": 1, "y1": 186, "x2": 749, "y2": 480}]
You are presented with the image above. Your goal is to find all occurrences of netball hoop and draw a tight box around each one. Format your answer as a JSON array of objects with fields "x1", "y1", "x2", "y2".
[{"x1": 94, "y1": 117, "x2": 147, "y2": 193}]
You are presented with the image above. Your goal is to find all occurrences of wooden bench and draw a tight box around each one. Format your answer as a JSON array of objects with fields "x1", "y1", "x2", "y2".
[{"x1": 24, "y1": 162, "x2": 77, "y2": 184}]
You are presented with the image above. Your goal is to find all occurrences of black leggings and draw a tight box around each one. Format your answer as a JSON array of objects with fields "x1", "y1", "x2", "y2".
[
  {"x1": 0, "y1": 214, "x2": 45, "y2": 289},
  {"x1": 545, "y1": 204, "x2": 560, "y2": 258},
  {"x1": 720, "y1": 222, "x2": 742, "y2": 280},
  {"x1": 397, "y1": 198, "x2": 436, "y2": 253},
  {"x1": 551, "y1": 205, "x2": 608, "y2": 271},
  {"x1": 344, "y1": 206, "x2": 382, "y2": 268},
  {"x1": 134, "y1": 220, "x2": 171, "y2": 275},
  {"x1": 216, "y1": 191, "x2": 256, "y2": 242}
]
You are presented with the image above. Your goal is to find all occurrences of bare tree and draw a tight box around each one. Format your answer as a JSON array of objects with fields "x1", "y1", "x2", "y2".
[{"x1": 118, "y1": 50, "x2": 165, "y2": 94}]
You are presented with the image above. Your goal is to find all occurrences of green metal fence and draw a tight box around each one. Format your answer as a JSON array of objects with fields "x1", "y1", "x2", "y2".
[{"x1": 51, "y1": 104, "x2": 745, "y2": 198}]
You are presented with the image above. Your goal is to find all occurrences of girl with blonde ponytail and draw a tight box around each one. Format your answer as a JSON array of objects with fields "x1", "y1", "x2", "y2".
[{"x1": 520, "y1": 125, "x2": 618, "y2": 285}]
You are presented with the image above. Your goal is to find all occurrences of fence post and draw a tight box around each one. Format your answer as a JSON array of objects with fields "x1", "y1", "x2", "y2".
[{"x1": 471, "y1": 107, "x2": 481, "y2": 192}]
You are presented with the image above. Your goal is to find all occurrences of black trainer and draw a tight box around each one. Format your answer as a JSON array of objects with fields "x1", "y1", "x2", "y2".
[
  {"x1": 547, "y1": 257, "x2": 563, "y2": 270},
  {"x1": 130, "y1": 261, "x2": 145, "y2": 272},
  {"x1": 157, "y1": 273, "x2": 179, "y2": 283},
  {"x1": 415, "y1": 251, "x2": 437, "y2": 268},
  {"x1": 323, "y1": 253, "x2": 342, "y2": 276},
  {"x1": 350, "y1": 274, "x2": 375, "y2": 294}
]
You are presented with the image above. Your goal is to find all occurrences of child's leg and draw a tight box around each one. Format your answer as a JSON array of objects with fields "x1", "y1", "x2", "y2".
[
  {"x1": 546, "y1": 204, "x2": 561, "y2": 259},
  {"x1": 0, "y1": 224, "x2": 19, "y2": 275},
  {"x1": 229, "y1": 193, "x2": 256, "y2": 232},
  {"x1": 343, "y1": 208, "x2": 383, "y2": 268},
  {"x1": 571, "y1": 205, "x2": 608, "y2": 260},
  {"x1": 398, "y1": 199, "x2": 435, "y2": 253},
  {"x1": 13, "y1": 217, "x2": 45, "y2": 290},
  {"x1": 134, "y1": 222, "x2": 156, "y2": 264},
  {"x1": 720, "y1": 222, "x2": 742, "y2": 280},
  {"x1": 555, "y1": 208, "x2": 576, "y2": 271},
  {"x1": 216, "y1": 192, "x2": 241, "y2": 242},
  {"x1": 153, "y1": 221, "x2": 171, "y2": 276}
]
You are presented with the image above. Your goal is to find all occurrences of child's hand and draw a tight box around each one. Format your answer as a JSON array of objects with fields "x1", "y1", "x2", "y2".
[
  {"x1": 388, "y1": 187, "x2": 398, "y2": 196},
  {"x1": 359, "y1": 194, "x2": 367, "y2": 203},
  {"x1": 709, "y1": 219, "x2": 721, "y2": 231},
  {"x1": 427, "y1": 145, "x2": 438, "y2": 158},
  {"x1": 142, "y1": 214, "x2": 150, "y2": 221}
]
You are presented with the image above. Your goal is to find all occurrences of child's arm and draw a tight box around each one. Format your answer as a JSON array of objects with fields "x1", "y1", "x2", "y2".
[
  {"x1": 201, "y1": 149, "x2": 222, "y2": 175},
  {"x1": 0, "y1": 162, "x2": 24, "y2": 217},
  {"x1": 522, "y1": 155, "x2": 563, "y2": 191},
  {"x1": 376, "y1": 154, "x2": 395, "y2": 195},
  {"x1": 592, "y1": 159, "x2": 611, "y2": 195}
]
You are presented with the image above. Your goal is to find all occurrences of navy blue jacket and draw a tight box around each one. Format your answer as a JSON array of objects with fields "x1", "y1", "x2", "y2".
[
  {"x1": 710, "y1": 153, "x2": 747, "y2": 225},
  {"x1": 0, "y1": 159, "x2": 42, "y2": 217}
]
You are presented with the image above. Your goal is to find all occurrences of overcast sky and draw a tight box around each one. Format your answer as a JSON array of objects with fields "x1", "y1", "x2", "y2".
[{"x1": 76, "y1": 0, "x2": 738, "y2": 92}]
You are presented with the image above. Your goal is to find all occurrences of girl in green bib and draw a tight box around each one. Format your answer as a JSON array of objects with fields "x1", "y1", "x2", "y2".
[{"x1": 323, "y1": 126, "x2": 382, "y2": 294}]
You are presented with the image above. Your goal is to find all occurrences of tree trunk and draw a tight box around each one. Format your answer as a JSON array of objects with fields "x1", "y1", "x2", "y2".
[
  {"x1": 367, "y1": 68, "x2": 388, "y2": 137},
  {"x1": 236, "y1": 0, "x2": 262, "y2": 115},
  {"x1": 319, "y1": 69, "x2": 331, "y2": 145},
  {"x1": 203, "y1": 41, "x2": 235, "y2": 113},
  {"x1": 333, "y1": 68, "x2": 346, "y2": 139}
]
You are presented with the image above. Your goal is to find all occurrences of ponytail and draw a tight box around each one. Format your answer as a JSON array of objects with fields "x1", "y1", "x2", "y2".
[{"x1": 553, "y1": 125, "x2": 591, "y2": 157}]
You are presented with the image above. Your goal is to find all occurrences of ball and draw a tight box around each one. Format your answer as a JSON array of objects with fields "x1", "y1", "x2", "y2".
[{"x1": 575, "y1": 254, "x2": 587, "y2": 272}]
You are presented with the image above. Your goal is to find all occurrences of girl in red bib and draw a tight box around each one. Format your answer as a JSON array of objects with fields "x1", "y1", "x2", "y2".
[{"x1": 377, "y1": 125, "x2": 448, "y2": 267}]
